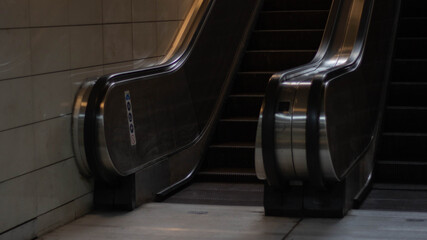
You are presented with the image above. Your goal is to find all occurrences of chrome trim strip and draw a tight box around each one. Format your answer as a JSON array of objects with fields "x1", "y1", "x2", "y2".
[
  {"x1": 96, "y1": 86, "x2": 126, "y2": 177},
  {"x1": 72, "y1": 81, "x2": 95, "y2": 177},
  {"x1": 255, "y1": 104, "x2": 266, "y2": 180},
  {"x1": 292, "y1": 81, "x2": 311, "y2": 179},
  {"x1": 275, "y1": 81, "x2": 298, "y2": 179}
]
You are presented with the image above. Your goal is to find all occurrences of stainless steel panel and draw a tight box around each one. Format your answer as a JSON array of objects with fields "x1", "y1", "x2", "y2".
[
  {"x1": 72, "y1": 81, "x2": 95, "y2": 177},
  {"x1": 275, "y1": 82, "x2": 298, "y2": 179},
  {"x1": 257, "y1": 0, "x2": 384, "y2": 183},
  {"x1": 292, "y1": 81, "x2": 311, "y2": 179}
]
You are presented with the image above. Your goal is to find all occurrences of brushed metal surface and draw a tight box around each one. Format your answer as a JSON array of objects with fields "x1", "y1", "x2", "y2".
[
  {"x1": 275, "y1": 82, "x2": 298, "y2": 179},
  {"x1": 72, "y1": 81, "x2": 95, "y2": 177},
  {"x1": 256, "y1": 0, "x2": 380, "y2": 182}
]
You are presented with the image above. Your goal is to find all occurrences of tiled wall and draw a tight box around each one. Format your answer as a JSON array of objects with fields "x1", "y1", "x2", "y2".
[{"x1": 0, "y1": 0, "x2": 194, "y2": 238}]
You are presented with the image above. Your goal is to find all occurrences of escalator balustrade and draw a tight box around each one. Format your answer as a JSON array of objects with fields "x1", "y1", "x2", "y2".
[{"x1": 256, "y1": 0, "x2": 399, "y2": 217}]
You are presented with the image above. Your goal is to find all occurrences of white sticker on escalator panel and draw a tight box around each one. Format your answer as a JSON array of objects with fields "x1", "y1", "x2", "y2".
[{"x1": 125, "y1": 91, "x2": 137, "y2": 146}]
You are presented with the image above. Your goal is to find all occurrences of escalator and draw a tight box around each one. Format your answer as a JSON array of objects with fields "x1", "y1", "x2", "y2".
[
  {"x1": 72, "y1": 0, "x2": 425, "y2": 218},
  {"x1": 164, "y1": 0, "x2": 332, "y2": 206},
  {"x1": 360, "y1": 0, "x2": 427, "y2": 212}
]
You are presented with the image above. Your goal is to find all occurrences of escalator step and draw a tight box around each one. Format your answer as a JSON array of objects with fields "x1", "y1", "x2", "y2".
[
  {"x1": 231, "y1": 72, "x2": 272, "y2": 94},
  {"x1": 398, "y1": 18, "x2": 427, "y2": 38},
  {"x1": 210, "y1": 142, "x2": 255, "y2": 148},
  {"x1": 375, "y1": 161, "x2": 427, "y2": 184},
  {"x1": 241, "y1": 50, "x2": 316, "y2": 72},
  {"x1": 361, "y1": 186, "x2": 427, "y2": 211},
  {"x1": 196, "y1": 168, "x2": 259, "y2": 183},
  {"x1": 395, "y1": 38, "x2": 427, "y2": 59},
  {"x1": 383, "y1": 107, "x2": 427, "y2": 133},
  {"x1": 387, "y1": 83, "x2": 427, "y2": 107},
  {"x1": 222, "y1": 94, "x2": 264, "y2": 118},
  {"x1": 204, "y1": 144, "x2": 255, "y2": 169},
  {"x1": 263, "y1": 0, "x2": 332, "y2": 11},
  {"x1": 256, "y1": 10, "x2": 329, "y2": 30},
  {"x1": 377, "y1": 133, "x2": 427, "y2": 160},
  {"x1": 164, "y1": 182, "x2": 263, "y2": 206},
  {"x1": 212, "y1": 118, "x2": 258, "y2": 143},
  {"x1": 392, "y1": 60, "x2": 427, "y2": 82},
  {"x1": 248, "y1": 30, "x2": 323, "y2": 50}
]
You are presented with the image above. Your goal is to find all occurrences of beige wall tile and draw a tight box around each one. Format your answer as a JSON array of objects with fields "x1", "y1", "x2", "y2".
[
  {"x1": 157, "y1": 0, "x2": 178, "y2": 21},
  {"x1": 103, "y1": 24, "x2": 133, "y2": 64},
  {"x1": 103, "y1": 61, "x2": 135, "y2": 75},
  {"x1": 0, "y1": 158, "x2": 93, "y2": 233},
  {"x1": 31, "y1": 27, "x2": 70, "y2": 74},
  {"x1": 69, "y1": 67, "x2": 103, "y2": 96},
  {"x1": 0, "y1": 0, "x2": 30, "y2": 28},
  {"x1": 0, "y1": 173, "x2": 38, "y2": 233},
  {"x1": 104, "y1": 58, "x2": 161, "y2": 75},
  {"x1": 35, "y1": 198, "x2": 75, "y2": 236},
  {"x1": 103, "y1": 0, "x2": 132, "y2": 23},
  {"x1": 132, "y1": 0, "x2": 157, "y2": 22},
  {"x1": 0, "y1": 117, "x2": 73, "y2": 183},
  {"x1": 157, "y1": 21, "x2": 179, "y2": 56},
  {"x1": 29, "y1": 0, "x2": 68, "y2": 27},
  {"x1": 0, "y1": 29, "x2": 31, "y2": 80},
  {"x1": 0, "y1": 219, "x2": 35, "y2": 240},
  {"x1": 35, "y1": 192, "x2": 93, "y2": 236},
  {"x1": 178, "y1": 0, "x2": 194, "y2": 20},
  {"x1": 36, "y1": 159, "x2": 93, "y2": 215},
  {"x1": 0, "y1": 77, "x2": 33, "y2": 131},
  {"x1": 32, "y1": 67, "x2": 102, "y2": 125},
  {"x1": 133, "y1": 57, "x2": 160, "y2": 69},
  {"x1": 69, "y1": 0, "x2": 102, "y2": 25},
  {"x1": 0, "y1": 124, "x2": 36, "y2": 183},
  {"x1": 73, "y1": 193, "x2": 93, "y2": 218},
  {"x1": 133, "y1": 23, "x2": 157, "y2": 59},
  {"x1": 32, "y1": 71, "x2": 72, "y2": 120},
  {"x1": 33, "y1": 116, "x2": 73, "y2": 167},
  {"x1": 70, "y1": 26, "x2": 103, "y2": 69}
]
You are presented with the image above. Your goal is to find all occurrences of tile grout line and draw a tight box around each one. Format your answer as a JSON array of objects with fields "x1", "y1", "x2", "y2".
[
  {"x1": 0, "y1": 20, "x2": 184, "y2": 30},
  {"x1": 282, "y1": 218, "x2": 303, "y2": 240},
  {"x1": 0, "y1": 114, "x2": 72, "y2": 134},
  {"x1": 0, "y1": 56, "x2": 162, "y2": 83},
  {"x1": 33, "y1": 194, "x2": 92, "y2": 239},
  {"x1": 0, "y1": 192, "x2": 93, "y2": 236},
  {"x1": 0, "y1": 156, "x2": 75, "y2": 185}
]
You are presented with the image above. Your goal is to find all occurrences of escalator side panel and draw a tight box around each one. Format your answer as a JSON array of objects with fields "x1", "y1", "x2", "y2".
[
  {"x1": 322, "y1": 0, "x2": 400, "y2": 179},
  {"x1": 99, "y1": 0, "x2": 262, "y2": 177},
  {"x1": 90, "y1": 0, "x2": 264, "y2": 207}
]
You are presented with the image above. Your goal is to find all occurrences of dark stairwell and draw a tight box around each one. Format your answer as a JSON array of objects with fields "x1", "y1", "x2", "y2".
[{"x1": 361, "y1": 0, "x2": 427, "y2": 211}]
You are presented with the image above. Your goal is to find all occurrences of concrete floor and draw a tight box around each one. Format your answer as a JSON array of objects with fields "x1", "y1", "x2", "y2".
[{"x1": 38, "y1": 203, "x2": 427, "y2": 240}]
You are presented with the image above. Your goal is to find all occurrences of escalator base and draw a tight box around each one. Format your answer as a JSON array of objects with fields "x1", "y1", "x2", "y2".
[{"x1": 360, "y1": 184, "x2": 427, "y2": 212}]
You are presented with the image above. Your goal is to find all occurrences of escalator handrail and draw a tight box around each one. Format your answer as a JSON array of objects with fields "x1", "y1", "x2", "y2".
[
  {"x1": 80, "y1": 0, "x2": 214, "y2": 182},
  {"x1": 75, "y1": 0, "x2": 265, "y2": 187}
]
